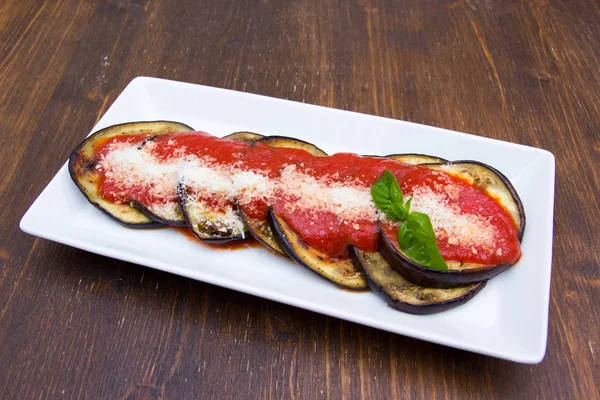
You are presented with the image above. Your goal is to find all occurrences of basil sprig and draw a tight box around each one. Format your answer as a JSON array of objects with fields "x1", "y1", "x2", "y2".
[{"x1": 371, "y1": 170, "x2": 448, "y2": 271}]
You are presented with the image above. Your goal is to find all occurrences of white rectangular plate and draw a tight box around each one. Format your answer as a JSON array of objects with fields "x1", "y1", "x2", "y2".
[{"x1": 20, "y1": 77, "x2": 555, "y2": 363}]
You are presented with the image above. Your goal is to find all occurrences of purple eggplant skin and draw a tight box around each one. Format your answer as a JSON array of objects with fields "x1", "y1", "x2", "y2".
[
  {"x1": 378, "y1": 228, "x2": 514, "y2": 289},
  {"x1": 69, "y1": 121, "x2": 195, "y2": 229},
  {"x1": 349, "y1": 247, "x2": 486, "y2": 315}
]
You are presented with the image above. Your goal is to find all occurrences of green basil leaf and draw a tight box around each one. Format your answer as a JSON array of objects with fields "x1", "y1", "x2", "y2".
[
  {"x1": 371, "y1": 170, "x2": 394, "y2": 212},
  {"x1": 390, "y1": 203, "x2": 407, "y2": 221},
  {"x1": 389, "y1": 175, "x2": 403, "y2": 205},
  {"x1": 404, "y1": 196, "x2": 412, "y2": 215},
  {"x1": 371, "y1": 170, "x2": 406, "y2": 221},
  {"x1": 398, "y1": 211, "x2": 448, "y2": 271}
]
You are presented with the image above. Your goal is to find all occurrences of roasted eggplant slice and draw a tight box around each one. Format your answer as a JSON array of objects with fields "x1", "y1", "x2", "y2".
[
  {"x1": 239, "y1": 210, "x2": 288, "y2": 257},
  {"x1": 238, "y1": 135, "x2": 328, "y2": 257},
  {"x1": 350, "y1": 247, "x2": 486, "y2": 314},
  {"x1": 222, "y1": 131, "x2": 264, "y2": 144},
  {"x1": 179, "y1": 130, "x2": 263, "y2": 242},
  {"x1": 424, "y1": 161, "x2": 525, "y2": 240},
  {"x1": 130, "y1": 200, "x2": 187, "y2": 227},
  {"x1": 379, "y1": 231, "x2": 514, "y2": 288},
  {"x1": 177, "y1": 181, "x2": 248, "y2": 244},
  {"x1": 68, "y1": 121, "x2": 194, "y2": 228},
  {"x1": 257, "y1": 135, "x2": 328, "y2": 156},
  {"x1": 386, "y1": 153, "x2": 448, "y2": 165},
  {"x1": 379, "y1": 160, "x2": 525, "y2": 288},
  {"x1": 269, "y1": 210, "x2": 368, "y2": 290}
]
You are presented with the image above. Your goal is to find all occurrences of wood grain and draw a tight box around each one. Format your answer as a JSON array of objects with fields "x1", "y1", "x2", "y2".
[{"x1": 1, "y1": 0, "x2": 599, "y2": 398}]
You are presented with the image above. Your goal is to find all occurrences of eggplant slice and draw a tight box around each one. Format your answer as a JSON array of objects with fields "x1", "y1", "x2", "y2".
[
  {"x1": 386, "y1": 153, "x2": 448, "y2": 165},
  {"x1": 269, "y1": 210, "x2": 368, "y2": 290},
  {"x1": 130, "y1": 200, "x2": 187, "y2": 227},
  {"x1": 222, "y1": 131, "x2": 264, "y2": 144},
  {"x1": 177, "y1": 182, "x2": 248, "y2": 243},
  {"x1": 350, "y1": 247, "x2": 486, "y2": 314},
  {"x1": 257, "y1": 135, "x2": 328, "y2": 156},
  {"x1": 379, "y1": 160, "x2": 526, "y2": 288},
  {"x1": 177, "y1": 132, "x2": 264, "y2": 243},
  {"x1": 424, "y1": 161, "x2": 525, "y2": 240},
  {"x1": 239, "y1": 210, "x2": 288, "y2": 257},
  {"x1": 69, "y1": 121, "x2": 194, "y2": 228},
  {"x1": 238, "y1": 135, "x2": 329, "y2": 257},
  {"x1": 379, "y1": 231, "x2": 514, "y2": 288}
]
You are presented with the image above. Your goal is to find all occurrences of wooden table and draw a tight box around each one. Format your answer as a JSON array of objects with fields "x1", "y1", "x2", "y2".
[{"x1": 2, "y1": 0, "x2": 598, "y2": 398}]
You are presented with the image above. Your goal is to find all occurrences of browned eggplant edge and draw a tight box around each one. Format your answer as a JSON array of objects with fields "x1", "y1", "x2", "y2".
[
  {"x1": 268, "y1": 209, "x2": 368, "y2": 290},
  {"x1": 223, "y1": 131, "x2": 265, "y2": 144},
  {"x1": 349, "y1": 247, "x2": 487, "y2": 314},
  {"x1": 238, "y1": 209, "x2": 289, "y2": 257},
  {"x1": 257, "y1": 135, "x2": 328, "y2": 156},
  {"x1": 68, "y1": 121, "x2": 194, "y2": 229},
  {"x1": 378, "y1": 159, "x2": 525, "y2": 288},
  {"x1": 130, "y1": 201, "x2": 187, "y2": 227},
  {"x1": 386, "y1": 153, "x2": 448, "y2": 164}
]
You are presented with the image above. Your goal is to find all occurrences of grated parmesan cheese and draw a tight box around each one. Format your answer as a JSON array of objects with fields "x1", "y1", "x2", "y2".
[
  {"x1": 278, "y1": 165, "x2": 378, "y2": 222},
  {"x1": 146, "y1": 201, "x2": 181, "y2": 221},
  {"x1": 98, "y1": 138, "x2": 502, "y2": 254},
  {"x1": 99, "y1": 142, "x2": 186, "y2": 202},
  {"x1": 410, "y1": 186, "x2": 497, "y2": 249}
]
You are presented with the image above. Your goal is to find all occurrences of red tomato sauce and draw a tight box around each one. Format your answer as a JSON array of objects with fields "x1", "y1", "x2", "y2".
[
  {"x1": 148, "y1": 131, "x2": 248, "y2": 163},
  {"x1": 93, "y1": 133, "x2": 155, "y2": 204},
  {"x1": 93, "y1": 132, "x2": 248, "y2": 206},
  {"x1": 237, "y1": 145, "x2": 520, "y2": 264},
  {"x1": 238, "y1": 142, "x2": 318, "y2": 220},
  {"x1": 395, "y1": 168, "x2": 520, "y2": 265},
  {"x1": 92, "y1": 132, "x2": 521, "y2": 265}
]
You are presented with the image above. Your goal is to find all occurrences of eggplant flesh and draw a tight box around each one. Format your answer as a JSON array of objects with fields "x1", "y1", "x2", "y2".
[
  {"x1": 174, "y1": 130, "x2": 263, "y2": 243},
  {"x1": 350, "y1": 247, "x2": 486, "y2": 314},
  {"x1": 130, "y1": 200, "x2": 187, "y2": 227},
  {"x1": 238, "y1": 135, "x2": 329, "y2": 256},
  {"x1": 68, "y1": 121, "x2": 194, "y2": 228},
  {"x1": 177, "y1": 182, "x2": 248, "y2": 244},
  {"x1": 269, "y1": 210, "x2": 368, "y2": 290},
  {"x1": 379, "y1": 160, "x2": 525, "y2": 288},
  {"x1": 239, "y1": 210, "x2": 288, "y2": 257}
]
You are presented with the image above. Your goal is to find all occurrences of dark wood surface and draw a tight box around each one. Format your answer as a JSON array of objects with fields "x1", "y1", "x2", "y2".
[{"x1": 1, "y1": 0, "x2": 598, "y2": 398}]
